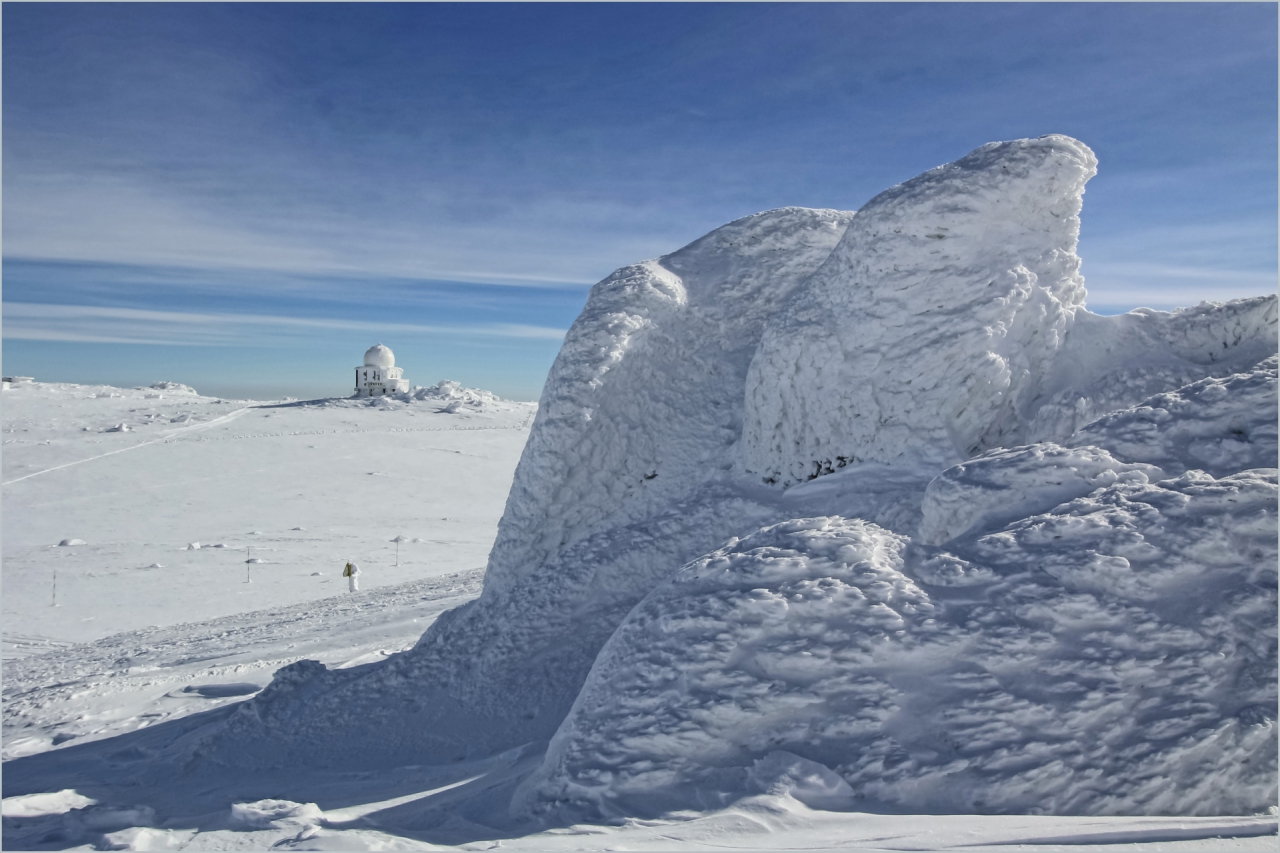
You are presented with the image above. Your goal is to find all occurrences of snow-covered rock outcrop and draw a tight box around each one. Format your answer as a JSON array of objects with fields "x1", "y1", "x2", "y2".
[
  {"x1": 204, "y1": 136, "x2": 1276, "y2": 814},
  {"x1": 521, "y1": 362, "x2": 1277, "y2": 818},
  {"x1": 207, "y1": 206, "x2": 855, "y2": 767},
  {"x1": 487, "y1": 206, "x2": 855, "y2": 594}
]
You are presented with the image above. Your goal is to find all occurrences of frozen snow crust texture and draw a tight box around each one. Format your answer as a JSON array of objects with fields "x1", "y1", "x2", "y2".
[
  {"x1": 744, "y1": 136, "x2": 1096, "y2": 483},
  {"x1": 527, "y1": 465, "x2": 1277, "y2": 817},
  {"x1": 208, "y1": 136, "x2": 1276, "y2": 816}
]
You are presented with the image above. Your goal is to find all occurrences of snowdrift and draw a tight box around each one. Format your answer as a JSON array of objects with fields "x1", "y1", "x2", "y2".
[{"x1": 202, "y1": 136, "x2": 1276, "y2": 817}]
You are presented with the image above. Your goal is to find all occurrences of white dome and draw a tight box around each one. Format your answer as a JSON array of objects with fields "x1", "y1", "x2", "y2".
[{"x1": 363, "y1": 344, "x2": 395, "y2": 368}]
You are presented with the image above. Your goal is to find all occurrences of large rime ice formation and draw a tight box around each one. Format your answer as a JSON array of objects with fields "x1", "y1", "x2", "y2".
[
  {"x1": 520, "y1": 359, "x2": 1278, "y2": 819},
  {"x1": 206, "y1": 136, "x2": 1276, "y2": 813},
  {"x1": 739, "y1": 138, "x2": 1275, "y2": 486},
  {"x1": 207, "y1": 207, "x2": 856, "y2": 767}
]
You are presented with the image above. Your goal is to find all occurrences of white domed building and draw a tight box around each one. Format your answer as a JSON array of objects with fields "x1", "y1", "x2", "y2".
[{"x1": 354, "y1": 344, "x2": 410, "y2": 397}]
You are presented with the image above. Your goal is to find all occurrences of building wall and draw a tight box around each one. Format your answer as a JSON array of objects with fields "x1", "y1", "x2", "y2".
[{"x1": 355, "y1": 366, "x2": 408, "y2": 396}]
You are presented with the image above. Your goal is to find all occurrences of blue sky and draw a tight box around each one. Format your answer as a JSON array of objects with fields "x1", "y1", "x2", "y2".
[{"x1": 4, "y1": 3, "x2": 1276, "y2": 400}]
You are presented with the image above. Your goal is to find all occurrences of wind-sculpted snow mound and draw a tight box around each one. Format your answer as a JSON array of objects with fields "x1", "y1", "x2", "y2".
[
  {"x1": 916, "y1": 444, "x2": 1164, "y2": 546},
  {"x1": 521, "y1": 468, "x2": 1277, "y2": 819},
  {"x1": 740, "y1": 140, "x2": 1276, "y2": 487},
  {"x1": 407, "y1": 379, "x2": 499, "y2": 408},
  {"x1": 202, "y1": 136, "x2": 1276, "y2": 792},
  {"x1": 487, "y1": 205, "x2": 855, "y2": 593}
]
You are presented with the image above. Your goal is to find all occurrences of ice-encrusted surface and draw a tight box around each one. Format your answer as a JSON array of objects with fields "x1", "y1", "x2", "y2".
[
  {"x1": 917, "y1": 356, "x2": 1279, "y2": 545},
  {"x1": 916, "y1": 444, "x2": 1163, "y2": 546},
  {"x1": 742, "y1": 136, "x2": 1097, "y2": 484},
  {"x1": 487, "y1": 205, "x2": 855, "y2": 594},
  {"x1": 523, "y1": 470, "x2": 1276, "y2": 818},
  {"x1": 516, "y1": 517, "x2": 925, "y2": 819},
  {"x1": 1069, "y1": 355, "x2": 1279, "y2": 477},
  {"x1": 200, "y1": 136, "x2": 1277, "y2": 815},
  {"x1": 1029, "y1": 299, "x2": 1278, "y2": 441}
]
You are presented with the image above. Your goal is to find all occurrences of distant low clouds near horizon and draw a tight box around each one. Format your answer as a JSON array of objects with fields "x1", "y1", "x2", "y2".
[{"x1": 4, "y1": 3, "x2": 1275, "y2": 399}]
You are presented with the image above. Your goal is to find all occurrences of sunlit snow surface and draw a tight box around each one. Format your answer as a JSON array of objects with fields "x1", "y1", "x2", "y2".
[
  {"x1": 4, "y1": 135, "x2": 1278, "y2": 851},
  {"x1": 2, "y1": 380, "x2": 532, "y2": 644}
]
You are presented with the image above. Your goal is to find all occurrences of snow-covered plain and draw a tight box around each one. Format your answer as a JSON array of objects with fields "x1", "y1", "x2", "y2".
[
  {"x1": 3, "y1": 379, "x2": 533, "y2": 644},
  {"x1": 4, "y1": 136, "x2": 1277, "y2": 851}
]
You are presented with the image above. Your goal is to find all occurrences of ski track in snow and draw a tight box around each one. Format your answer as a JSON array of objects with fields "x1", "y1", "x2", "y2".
[
  {"x1": 1, "y1": 406, "x2": 255, "y2": 485},
  {"x1": 4, "y1": 413, "x2": 526, "y2": 486}
]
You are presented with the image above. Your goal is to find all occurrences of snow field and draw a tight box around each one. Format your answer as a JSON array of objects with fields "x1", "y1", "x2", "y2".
[{"x1": 2, "y1": 381, "x2": 534, "y2": 644}]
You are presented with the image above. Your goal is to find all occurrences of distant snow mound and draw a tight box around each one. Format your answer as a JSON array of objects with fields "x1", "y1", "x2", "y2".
[
  {"x1": 145, "y1": 382, "x2": 198, "y2": 395},
  {"x1": 409, "y1": 379, "x2": 505, "y2": 412},
  {"x1": 325, "y1": 379, "x2": 522, "y2": 412}
]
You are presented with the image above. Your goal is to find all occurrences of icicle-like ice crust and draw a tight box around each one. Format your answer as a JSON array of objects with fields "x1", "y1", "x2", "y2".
[{"x1": 199, "y1": 137, "x2": 1276, "y2": 818}]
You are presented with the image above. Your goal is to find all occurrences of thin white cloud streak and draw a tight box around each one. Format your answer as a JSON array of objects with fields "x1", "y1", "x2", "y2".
[
  {"x1": 7, "y1": 164, "x2": 1272, "y2": 302},
  {"x1": 1082, "y1": 262, "x2": 1276, "y2": 310},
  {"x1": 3, "y1": 303, "x2": 567, "y2": 347},
  {"x1": 2, "y1": 170, "x2": 640, "y2": 289}
]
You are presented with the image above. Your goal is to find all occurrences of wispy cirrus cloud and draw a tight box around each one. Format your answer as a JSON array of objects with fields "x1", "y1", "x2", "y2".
[
  {"x1": 3, "y1": 303, "x2": 567, "y2": 348},
  {"x1": 1083, "y1": 262, "x2": 1277, "y2": 307},
  {"x1": 2, "y1": 172, "x2": 612, "y2": 289}
]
